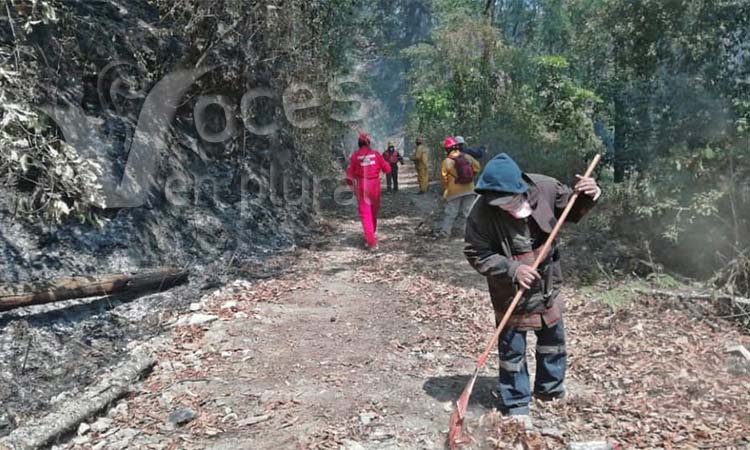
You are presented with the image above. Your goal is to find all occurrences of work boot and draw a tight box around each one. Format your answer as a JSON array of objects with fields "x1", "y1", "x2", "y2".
[{"x1": 533, "y1": 391, "x2": 565, "y2": 402}]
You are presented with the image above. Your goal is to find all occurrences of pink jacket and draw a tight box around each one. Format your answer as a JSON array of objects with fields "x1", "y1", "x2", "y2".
[{"x1": 346, "y1": 146, "x2": 391, "y2": 193}]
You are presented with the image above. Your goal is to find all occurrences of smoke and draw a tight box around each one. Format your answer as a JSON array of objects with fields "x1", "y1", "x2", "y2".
[{"x1": 355, "y1": 0, "x2": 432, "y2": 150}]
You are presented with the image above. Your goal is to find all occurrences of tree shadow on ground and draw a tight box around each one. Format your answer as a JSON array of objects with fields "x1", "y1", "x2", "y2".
[
  {"x1": 378, "y1": 189, "x2": 439, "y2": 221},
  {"x1": 399, "y1": 236, "x2": 488, "y2": 292},
  {"x1": 423, "y1": 375, "x2": 498, "y2": 410},
  {"x1": 338, "y1": 231, "x2": 367, "y2": 250}
]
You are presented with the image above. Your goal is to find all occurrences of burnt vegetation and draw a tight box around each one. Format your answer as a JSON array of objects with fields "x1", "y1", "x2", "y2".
[{"x1": 0, "y1": 0, "x2": 749, "y2": 447}]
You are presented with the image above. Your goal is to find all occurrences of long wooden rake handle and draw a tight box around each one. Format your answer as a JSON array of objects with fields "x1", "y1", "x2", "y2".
[{"x1": 448, "y1": 154, "x2": 601, "y2": 449}]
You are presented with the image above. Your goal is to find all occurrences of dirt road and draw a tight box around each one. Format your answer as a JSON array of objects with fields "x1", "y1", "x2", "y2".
[{"x1": 53, "y1": 163, "x2": 750, "y2": 450}]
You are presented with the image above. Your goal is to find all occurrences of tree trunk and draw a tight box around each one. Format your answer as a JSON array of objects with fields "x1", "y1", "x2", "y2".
[
  {"x1": 0, "y1": 268, "x2": 189, "y2": 312},
  {"x1": 613, "y1": 88, "x2": 628, "y2": 182},
  {"x1": 484, "y1": 0, "x2": 495, "y2": 20}
]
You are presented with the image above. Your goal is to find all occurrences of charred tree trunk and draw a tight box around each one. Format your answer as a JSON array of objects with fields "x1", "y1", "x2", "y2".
[{"x1": 0, "y1": 268, "x2": 189, "y2": 312}]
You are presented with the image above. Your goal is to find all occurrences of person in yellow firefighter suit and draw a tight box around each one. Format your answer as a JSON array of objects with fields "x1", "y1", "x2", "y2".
[{"x1": 411, "y1": 137, "x2": 430, "y2": 194}]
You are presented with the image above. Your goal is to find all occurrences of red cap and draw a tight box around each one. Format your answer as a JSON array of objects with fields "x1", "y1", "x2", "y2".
[
  {"x1": 358, "y1": 133, "x2": 371, "y2": 146},
  {"x1": 444, "y1": 136, "x2": 459, "y2": 150}
]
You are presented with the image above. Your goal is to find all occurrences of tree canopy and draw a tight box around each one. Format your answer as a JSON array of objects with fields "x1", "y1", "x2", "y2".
[{"x1": 402, "y1": 0, "x2": 750, "y2": 278}]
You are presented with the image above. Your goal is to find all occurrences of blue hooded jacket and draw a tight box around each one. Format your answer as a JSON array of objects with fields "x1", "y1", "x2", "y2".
[{"x1": 474, "y1": 153, "x2": 529, "y2": 196}]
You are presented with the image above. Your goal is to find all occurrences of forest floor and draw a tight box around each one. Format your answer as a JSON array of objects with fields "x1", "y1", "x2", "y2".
[{"x1": 51, "y1": 163, "x2": 750, "y2": 450}]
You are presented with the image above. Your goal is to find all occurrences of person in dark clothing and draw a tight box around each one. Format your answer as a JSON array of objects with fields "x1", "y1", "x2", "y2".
[
  {"x1": 456, "y1": 136, "x2": 486, "y2": 162},
  {"x1": 382, "y1": 141, "x2": 404, "y2": 192},
  {"x1": 463, "y1": 153, "x2": 601, "y2": 425}
]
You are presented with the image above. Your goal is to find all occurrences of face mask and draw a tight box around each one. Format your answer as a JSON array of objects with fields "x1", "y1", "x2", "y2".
[{"x1": 498, "y1": 195, "x2": 532, "y2": 219}]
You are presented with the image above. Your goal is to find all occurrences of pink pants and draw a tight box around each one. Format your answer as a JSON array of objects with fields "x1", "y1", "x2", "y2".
[{"x1": 356, "y1": 182, "x2": 381, "y2": 247}]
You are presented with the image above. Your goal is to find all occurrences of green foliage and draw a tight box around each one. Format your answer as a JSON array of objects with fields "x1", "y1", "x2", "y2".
[
  {"x1": 400, "y1": 0, "x2": 750, "y2": 285},
  {"x1": 403, "y1": 8, "x2": 603, "y2": 179},
  {"x1": 581, "y1": 274, "x2": 684, "y2": 309},
  {"x1": 580, "y1": 281, "x2": 647, "y2": 309},
  {"x1": 414, "y1": 89, "x2": 454, "y2": 125},
  {"x1": 648, "y1": 273, "x2": 684, "y2": 290},
  {"x1": 535, "y1": 55, "x2": 602, "y2": 149},
  {"x1": 597, "y1": 139, "x2": 749, "y2": 279}
]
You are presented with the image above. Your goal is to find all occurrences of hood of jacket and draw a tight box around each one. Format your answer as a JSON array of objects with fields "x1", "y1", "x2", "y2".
[{"x1": 474, "y1": 153, "x2": 528, "y2": 196}]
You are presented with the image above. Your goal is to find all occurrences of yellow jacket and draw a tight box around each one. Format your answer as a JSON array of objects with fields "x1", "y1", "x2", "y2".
[
  {"x1": 411, "y1": 144, "x2": 429, "y2": 168},
  {"x1": 441, "y1": 151, "x2": 481, "y2": 200}
]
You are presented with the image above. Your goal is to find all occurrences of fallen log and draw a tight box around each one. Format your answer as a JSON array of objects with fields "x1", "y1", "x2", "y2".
[
  {"x1": 0, "y1": 344, "x2": 157, "y2": 450},
  {"x1": 0, "y1": 268, "x2": 189, "y2": 312},
  {"x1": 635, "y1": 288, "x2": 750, "y2": 307}
]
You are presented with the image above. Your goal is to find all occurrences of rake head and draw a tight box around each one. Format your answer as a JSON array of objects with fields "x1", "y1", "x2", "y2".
[
  {"x1": 447, "y1": 406, "x2": 466, "y2": 450},
  {"x1": 447, "y1": 373, "x2": 476, "y2": 450}
]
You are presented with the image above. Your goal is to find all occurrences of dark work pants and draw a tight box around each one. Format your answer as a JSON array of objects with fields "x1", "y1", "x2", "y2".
[
  {"x1": 496, "y1": 319, "x2": 567, "y2": 415},
  {"x1": 386, "y1": 163, "x2": 399, "y2": 191}
]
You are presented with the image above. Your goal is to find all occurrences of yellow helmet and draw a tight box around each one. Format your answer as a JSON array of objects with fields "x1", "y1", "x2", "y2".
[{"x1": 387, "y1": 140, "x2": 395, "y2": 147}]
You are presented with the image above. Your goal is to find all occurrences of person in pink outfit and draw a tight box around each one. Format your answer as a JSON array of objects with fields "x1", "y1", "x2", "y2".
[{"x1": 346, "y1": 133, "x2": 392, "y2": 250}]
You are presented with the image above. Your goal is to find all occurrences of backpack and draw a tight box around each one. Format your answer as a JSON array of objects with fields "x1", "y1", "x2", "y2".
[{"x1": 451, "y1": 153, "x2": 475, "y2": 184}]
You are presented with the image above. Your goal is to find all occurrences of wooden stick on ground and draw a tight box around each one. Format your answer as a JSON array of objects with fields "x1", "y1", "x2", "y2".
[
  {"x1": 0, "y1": 268, "x2": 189, "y2": 312},
  {"x1": 0, "y1": 345, "x2": 156, "y2": 450},
  {"x1": 725, "y1": 345, "x2": 750, "y2": 361},
  {"x1": 635, "y1": 288, "x2": 750, "y2": 307}
]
